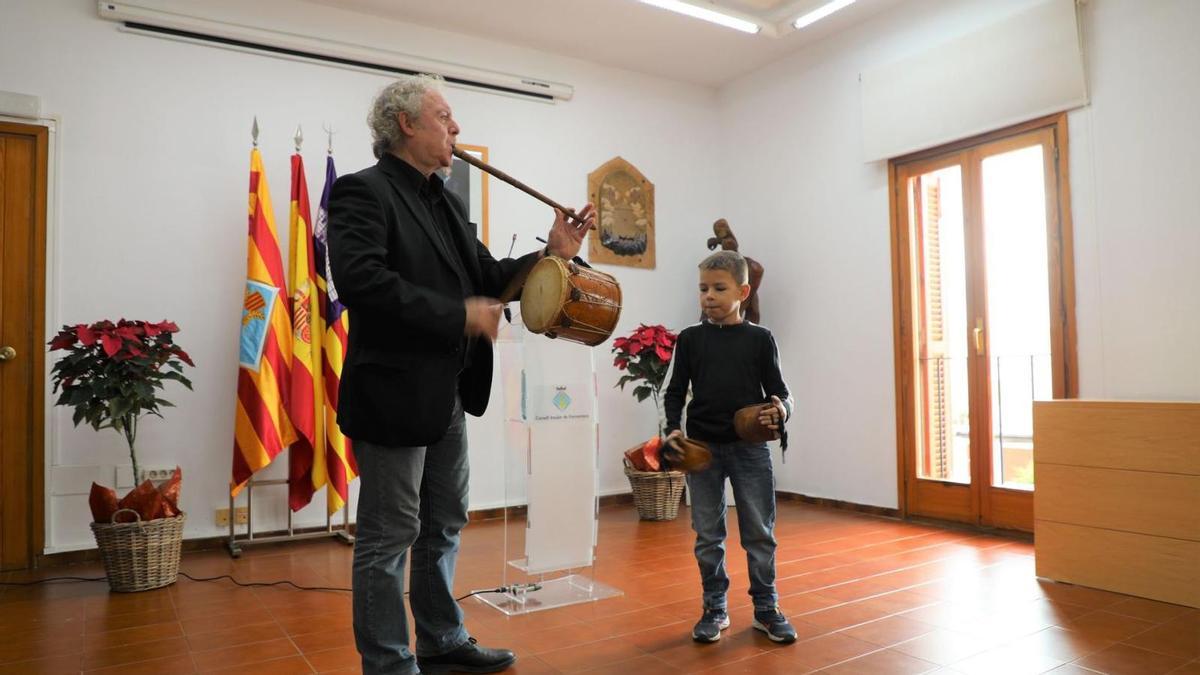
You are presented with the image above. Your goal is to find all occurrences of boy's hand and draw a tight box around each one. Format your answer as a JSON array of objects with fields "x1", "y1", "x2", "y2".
[
  {"x1": 662, "y1": 430, "x2": 685, "y2": 465},
  {"x1": 758, "y1": 395, "x2": 786, "y2": 437}
]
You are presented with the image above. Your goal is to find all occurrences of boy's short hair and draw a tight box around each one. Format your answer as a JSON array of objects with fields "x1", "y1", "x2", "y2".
[{"x1": 699, "y1": 250, "x2": 749, "y2": 285}]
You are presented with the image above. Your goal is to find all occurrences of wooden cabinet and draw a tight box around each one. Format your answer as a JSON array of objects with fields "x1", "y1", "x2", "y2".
[{"x1": 1033, "y1": 400, "x2": 1200, "y2": 608}]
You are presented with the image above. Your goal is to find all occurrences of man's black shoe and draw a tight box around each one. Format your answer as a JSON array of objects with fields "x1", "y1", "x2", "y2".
[{"x1": 417, "y1": 637, "x2": 516, "y2": 673}]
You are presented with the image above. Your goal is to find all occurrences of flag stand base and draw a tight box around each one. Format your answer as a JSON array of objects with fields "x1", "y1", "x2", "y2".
[{"x1": 226, "y1": 477, "x2": 354, "y2": 558}]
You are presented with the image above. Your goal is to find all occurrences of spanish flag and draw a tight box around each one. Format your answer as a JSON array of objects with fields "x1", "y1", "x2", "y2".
[
  {"x1": 315, "y1": 155, "x2": 357, "y2": 513},
  {"x1": 287, "y1": 152, "x2": 327, "y2": 511},
  {"x1": 233, "y1": 149, "x2": 297, "y2": 495}
]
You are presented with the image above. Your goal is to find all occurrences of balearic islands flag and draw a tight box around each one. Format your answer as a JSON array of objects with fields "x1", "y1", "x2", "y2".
[{"x1": 314, "y1": 155, "x2": 357, "y2": 514}]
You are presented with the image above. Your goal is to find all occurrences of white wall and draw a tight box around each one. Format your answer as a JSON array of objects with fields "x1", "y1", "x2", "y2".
[
  {"x1": 0, "y1": 0, "x2": 720, "y2": 551},
  {"x1": 718, "y1": 0, "x2": 1200, "y2": 508},
  {"x1": 8, "y1": 0, "x2": 1197, "y2": 549},
  {"x1": 1068, "y1": 0, "x2": 1200, "y2": 400}
]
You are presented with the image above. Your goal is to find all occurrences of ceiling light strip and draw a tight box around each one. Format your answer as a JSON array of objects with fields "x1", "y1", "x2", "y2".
[
  {"x1": 639, "y1": 0, "x2": 761, "y2": 34},
  {"x1": 793, "y1": 0, "x2": 857, "y2": 30}
]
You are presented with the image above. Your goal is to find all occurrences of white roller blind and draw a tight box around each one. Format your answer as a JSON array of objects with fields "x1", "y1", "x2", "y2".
[{"x1": 860, "y1": 0, "x2": 1087, "y2": 162}]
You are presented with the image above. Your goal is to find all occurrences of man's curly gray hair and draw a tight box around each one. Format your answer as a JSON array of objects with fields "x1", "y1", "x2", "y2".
[{"x1": 368, "y1": 74, "x2": 445, "y2": 159}]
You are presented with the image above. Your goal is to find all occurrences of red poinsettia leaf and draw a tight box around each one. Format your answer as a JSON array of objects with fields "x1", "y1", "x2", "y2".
[
  {"x1": 76, "y1": 324, "x2": 97, "y2": 346},
  {"x1": 654, "y1": 345, "x2": 672, "y2": 362},
  {"x1": 157, "y1": 321, "x2": 180, "y2": 333},
  {"x1": 143, "y1": 322, "x2": 161, "y2": 337},
  {"x1": 115, "y1": 326, "x2": 141, "y2": 341},
  {"x1": 100, "y1": 334, "x2": 122, "y2": 357},
  {"x1": 48, "y1": 332, "x2": 76, "y2": 350},
  {"x1": 173, "y1": 348, "x2": 194, "y2": 367}
]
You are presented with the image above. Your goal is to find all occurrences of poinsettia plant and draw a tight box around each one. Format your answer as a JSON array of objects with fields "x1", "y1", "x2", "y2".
[
  {"x1": 48, "y1": 320, "x2": 194, "y2": 481},
  {"x1": 612, "y1": 323, "x2": 677, "y2": 414}
]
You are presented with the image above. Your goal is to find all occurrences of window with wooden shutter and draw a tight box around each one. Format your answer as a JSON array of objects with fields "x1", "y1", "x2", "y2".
[{"x1": 914, "y1": 177, "x2": 955, "y2": 481}]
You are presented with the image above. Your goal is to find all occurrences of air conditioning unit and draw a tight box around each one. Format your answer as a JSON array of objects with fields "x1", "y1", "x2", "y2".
[{"x1": 96, "y1": 1, "x2": 575, "y2": 102}]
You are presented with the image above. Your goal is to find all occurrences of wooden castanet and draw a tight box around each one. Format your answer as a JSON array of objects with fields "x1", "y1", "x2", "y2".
[
  {"x1": 664, "y1": 437, "x2": 713, "y2": 473},
  {"x1": 734, "y1": 403, "x2": 780, "y2": 443}
]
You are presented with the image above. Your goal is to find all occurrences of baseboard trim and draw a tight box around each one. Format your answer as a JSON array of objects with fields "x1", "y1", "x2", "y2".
[
  {"x1": 36, "y1": 493, "x2": 639, "y2": 568},
  {"x1": 774, "y1": 490, "x2": 901, "y2": 519},
  {"x1": 771, "y1": 492, "x2": 1032, "y2": 541},
  {"x1": 38, "y1": 492, "x2": 1034, "y2": 569},
  {"x1": 34, "y1": 524, "x2": 357, "y2": 568}
]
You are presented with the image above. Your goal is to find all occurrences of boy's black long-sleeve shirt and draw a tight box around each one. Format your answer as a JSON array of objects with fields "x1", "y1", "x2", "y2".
[{"x1": 663, "y1": 321, "x2": 792, "y2": 444}]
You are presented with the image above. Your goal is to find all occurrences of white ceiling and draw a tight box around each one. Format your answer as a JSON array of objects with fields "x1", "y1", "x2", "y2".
[{"x1": 306, "y1": 0, "x2": 906, "y2": 88}]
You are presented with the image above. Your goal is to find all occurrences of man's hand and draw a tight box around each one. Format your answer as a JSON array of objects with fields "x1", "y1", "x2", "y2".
[
  {"x1": 464, "y1": 297, "x2": 503, "y2": 341},
  {"x1": 546, "y1": 203, "x2": 596, "y2": 259},
  {"x1": 758, "y1": 395, "x2": 786, "y2": 437}
]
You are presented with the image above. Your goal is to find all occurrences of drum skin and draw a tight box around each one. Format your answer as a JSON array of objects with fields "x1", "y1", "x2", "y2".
[{"x1": 521, "y1": 256, "x2": 622, "y2": 346}]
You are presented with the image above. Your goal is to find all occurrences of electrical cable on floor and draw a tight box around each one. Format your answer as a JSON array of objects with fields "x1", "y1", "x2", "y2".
[
  {"x1": 178, "y1": 572, "x2": 351, "y2": 592},
  {"x1": 0, "y1": 575, "x2": 107, "y2": 585},
  {"x1": 0, "y1": 573, "x2": 542, "y2": 600}
]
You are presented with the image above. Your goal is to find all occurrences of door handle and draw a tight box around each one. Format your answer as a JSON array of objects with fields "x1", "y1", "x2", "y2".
[
  {"x1": 973, "y1": 320, "x2": 984, "y2": 356},
  {"x1": 0, "y1": 346, "x2": 15, "y2": 362}
]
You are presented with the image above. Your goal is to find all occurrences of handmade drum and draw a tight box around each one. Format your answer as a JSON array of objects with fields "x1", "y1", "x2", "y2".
[{"x1": 521, "y1": 256, "x2": 622, "y2": 346}]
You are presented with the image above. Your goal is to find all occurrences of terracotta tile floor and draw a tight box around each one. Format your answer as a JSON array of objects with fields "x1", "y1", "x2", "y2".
[{"x1": 2, "y1": 502, "x2": 1196, "y2": 674}]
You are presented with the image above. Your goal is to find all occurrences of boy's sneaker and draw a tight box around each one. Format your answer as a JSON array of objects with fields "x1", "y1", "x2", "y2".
[
  {"x1": 691, "y1": 608, "x2": 730, "y2": 643},
  {"x1": 752, "y1": 607, "x2": 798, "y2": 643}
]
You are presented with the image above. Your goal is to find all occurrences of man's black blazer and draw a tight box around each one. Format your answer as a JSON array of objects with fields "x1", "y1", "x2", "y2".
[{"x1": 328, "y1": 153, "x2": 537, "y2": 447}]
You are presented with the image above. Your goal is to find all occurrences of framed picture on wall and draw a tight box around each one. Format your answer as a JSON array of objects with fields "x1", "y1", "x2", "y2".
[
  {"x1": 587, "y1": 156, "x2": 655, "y2": 269},
  {"x1": 444, "y1": 143, "x2": 489, "y2": 247}
]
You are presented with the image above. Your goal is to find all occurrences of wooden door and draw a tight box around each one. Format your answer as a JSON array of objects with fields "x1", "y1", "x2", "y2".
[{"x1": 0, "y1": 121, "x2": 49, "y2": 570}]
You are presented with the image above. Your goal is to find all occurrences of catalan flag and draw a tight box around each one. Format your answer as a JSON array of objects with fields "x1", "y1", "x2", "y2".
[
  {"x1": 287, "y1": 152, "x2": 328, "y2": 511},
  {"x1": 233, "y1": 149, "x2": 297, "y2": 495},
  {"x1": 315, "y1": 155, "x2": 357, "y2": 513}
]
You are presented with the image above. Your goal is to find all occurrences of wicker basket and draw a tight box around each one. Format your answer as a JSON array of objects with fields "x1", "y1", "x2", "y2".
[
  {"x1": 90, "y1": 509, "x2": 186, "y2": 592},
  {"x1": 624, "y1": 460, "x2": 686, "y2": 521}
]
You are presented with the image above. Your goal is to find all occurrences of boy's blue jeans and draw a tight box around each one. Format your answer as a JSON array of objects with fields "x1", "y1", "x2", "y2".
[
  {"x1": 352, "y1": 397, "x2": 471, "y2": 675},
  {"x1": 685, "y1": 440, "x2": 779, "y2": 611}
]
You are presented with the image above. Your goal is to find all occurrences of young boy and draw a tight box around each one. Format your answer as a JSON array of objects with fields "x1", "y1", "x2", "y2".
[{"x1": 663, "y1": 250, "x2": 798, "y2": 644}]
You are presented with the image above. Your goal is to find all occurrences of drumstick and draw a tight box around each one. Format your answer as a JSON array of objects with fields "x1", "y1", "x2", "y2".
[
  {"x1": 498, "y1": 256, "x2": 540, "y2": 305},
  {"x1": 502, "y1": 234, "x2": 519, "y2": 322}
]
